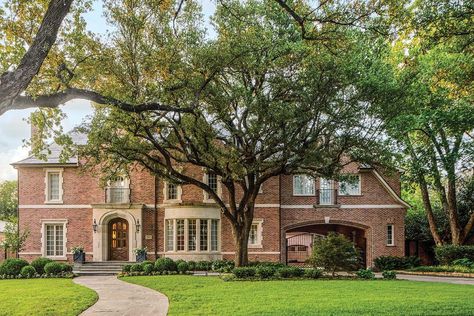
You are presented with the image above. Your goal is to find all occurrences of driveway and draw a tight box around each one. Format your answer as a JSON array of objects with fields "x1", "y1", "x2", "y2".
[{"x1": 74, "y1": 276, "x2": 169, "y2": 315}]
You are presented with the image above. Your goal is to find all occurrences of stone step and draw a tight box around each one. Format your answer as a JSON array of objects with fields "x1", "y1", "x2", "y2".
[{"x1": 74, "y1": 271, "x2": 119, "y2": 276}]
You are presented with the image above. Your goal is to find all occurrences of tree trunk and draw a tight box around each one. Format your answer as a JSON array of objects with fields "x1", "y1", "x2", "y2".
[
  {"x1": 447, "y1": 175, "x2": 461, "y2": 245},
  {"x1": 234, "y1": 224, "x2": 250, "y2": 267},
  {"x1": 417, "y1": 173, "x2": 444, "y2": 246}
]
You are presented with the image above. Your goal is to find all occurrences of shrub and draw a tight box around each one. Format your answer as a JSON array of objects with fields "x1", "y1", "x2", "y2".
[
  {"x1": 0, "y1": 259, "x2": 29, "y2": 276},
  {"x1": 60, "y1": 263, "x2": 73, "y2": 273},
  {"x1": 44, "y1": 262, "x2": 63, "y2": 275},
  {"x1": 382, "y1": 270, "x2": 397, "y2": 280},
  {"x1": 212, "y1": 260, "x2": 235, "y2": 273},
  {"x1": 130, "y1": 263, "x2": 143, "y2": 272},
  {"x1": 21, "y1": 265, "x2": 37, "y2": 278},
  {"x1": 276, "y1": 266, "x2": 304, "y2": 278},
  {"x1": 187, "y1": 261, "x2": 196, "y2": 271},
  {"x1": 435, "y1": 245, "x2": 474, "y2": 265},
  {"x1": 155, "y1": 258, "x2": 177, "y2": 272},
  {"x1": 177, "y1": 261, "x2": 189, "y2": 274},
  {"x1": 31, "y1": 257, "x2": 53, "y2": 275},
  {"x1": 374, "y1": 256, "x2": 420, "y2": 271},
  {"x1": 356, "y1": 268, "x2": 375, "y2": 279},
  {"x1": 140, "y1": 260, "x2": 154, "y2": 268},
  {"x1": 256, "y1": 266, "x2": 276, "y2": 279},
  {"x1": 143, "y1": 263, "x2": 154, "y2": 275},
  {"x1": 196, "y1": 260, "x2": 212, "y2": 271},
  {"x1": 232, "y1": 267, "x2": 257, "y2": 278},
  {"x1": 304, "y1": 268, "x2": 323, "y2": 279},
  {"x1": 308, "y1": 232, "x2": 360, "y2": 276},
  {"x1": 452, "y1": 258, "x2": 473, "y2": 267},
  {"x1": 123, "y1": 264, "x2": 132, "y2": 272},
  {"x1": 250, "y1": 262, "x2": 286, "y2": 269}
]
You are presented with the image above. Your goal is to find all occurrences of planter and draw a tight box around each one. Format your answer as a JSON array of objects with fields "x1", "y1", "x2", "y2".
[
  {"x1": 136, "y1": 252, "x2": 147, "y2": 263},
  {"x1": 73, "y1": 251, "x2": 85, "y2": 264}
]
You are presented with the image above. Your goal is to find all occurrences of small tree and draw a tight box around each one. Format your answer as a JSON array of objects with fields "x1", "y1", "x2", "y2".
[
  {"x1": 0, "y1": 218, "x2": 29, "y2": 257},
  {"x1": 308, "y1": 232, "x2": 360, "y2": 276}
]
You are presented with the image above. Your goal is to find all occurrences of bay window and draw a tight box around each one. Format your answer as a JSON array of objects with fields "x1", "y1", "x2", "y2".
[{"x1": 165, "y1": 218, "x2": 220, "y2": 252}]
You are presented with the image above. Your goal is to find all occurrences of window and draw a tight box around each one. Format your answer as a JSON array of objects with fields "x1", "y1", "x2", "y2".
[
  {"x1": 203, "y1": 172, "x2": 221, "y2": 202},
  {"x1": 45, "y1": 169, "x2": 63, "y2": 203},
  {"x1": 42, "y1": 220, "x2": 67, "y2": 258},
  {"x1": 387, "y1": 224, "x2": 394, "y2": 246},
  {"x1": 211, "y1": 219, "x2": 219, "y2": 251},
  {"x1": 165, "y1": 220, "x2": 174, "y2": 251},
  {"x1": 248, "y1": 220, "x2": 263, "y2": 247},
  {"x1": 200, "y1": 219, "x2": 208, "y2": 251},
  {"x1": 293, "y1": 175, "x2": 315, "y2": 196},
  {"x1": 319, "y1": 178, "x2": 333, "y2": 205},
  {"x1": 188, "y1": 219, "x2": 197, "y2": 251},
  {"x1": 164, "y1": 181, "x2": 181, "y2": 202},
  {"x1": 165, "y1": 218, "x2": 220, "y2": 252},
  {"x1": 107, "y1": 176, "x2": 130, "y2": 203},
  {"x1": 339, "y1": 175, "x2": 361, "y2": 196}
]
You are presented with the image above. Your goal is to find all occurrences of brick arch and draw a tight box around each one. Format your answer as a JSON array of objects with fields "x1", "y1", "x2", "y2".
[{"x1": 280, "y1": 219, "x2": 374, "y2": 267}]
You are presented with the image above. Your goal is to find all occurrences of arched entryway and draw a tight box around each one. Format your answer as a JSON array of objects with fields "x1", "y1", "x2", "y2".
[
  {"x1": 108, "y1": 218, "x2": 129, "y2": 261},
  {"x1": 283, "y1": 221, "x2": 370, "y2": 267}
]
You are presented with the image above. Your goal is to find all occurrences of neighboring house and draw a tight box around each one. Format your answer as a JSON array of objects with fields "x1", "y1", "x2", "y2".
[{"x1": 12, "y1": 133, "x2": 408, "y2": 267}]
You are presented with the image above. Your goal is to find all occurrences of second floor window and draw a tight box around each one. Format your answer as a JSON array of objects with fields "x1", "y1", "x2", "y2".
[
  {"x1": 293, "y1": 175, "x2": 315, "y2": 196},
  {"x1": 45, "y1": 169, "x2": 63, "y2": 203},
  {"x1": 107, "y1": 176, "x2": 130, "y2": 203},
  {"x1": 339, "y1": 175, "x2": 361, "y2": 196},
  {"x1": 207, "y1": 172, "x2": 218, "y2": 192},
  {"x1": 167, "y1": 183, "x2": 178, "y2": 200}
]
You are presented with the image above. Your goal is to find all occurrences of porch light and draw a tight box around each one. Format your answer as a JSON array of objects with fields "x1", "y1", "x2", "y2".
[
  {"x1": 93, "y1": 219, "x2": 98, "y2": 233},
  {"x1": 136, "y1": 219, "x2": 141, "y2": 233}
]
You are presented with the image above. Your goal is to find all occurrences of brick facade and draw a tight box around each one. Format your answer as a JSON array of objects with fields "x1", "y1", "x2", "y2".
[{"x1": 14, "y1": 160, "x2": 406, "y2": 267}]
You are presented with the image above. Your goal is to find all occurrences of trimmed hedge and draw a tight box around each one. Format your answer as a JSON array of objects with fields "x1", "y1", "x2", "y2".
[
  {"x1": 30, "y1": 257, "x2": 53, "y2": 275},
  {"x1": 130, "y1": 263, "x2": 144, "y2": 272},
  {"x1": 177, "y1": 262, "x2": 189, "y2": 274},
  {"x1": 435, "y1": 245, "x2": 474, "y2": 265},
  {"x1": 356, "y1": 268, "x2": 375, "y2": 279},
  {"x1": 382, "y1": 270, "x2": 397, "y2": 280},
  {"x1": 256, "y1": 266, "x2": 276, "y2": 279},
  {"x1": 276, "y1": 267, "x2": 304, "y2": 278},
  {"x1": 21, "y1": 265, "x2": 37, "y2": 278},
  {"x1": 373, "y1": 256, "x2": 420, "y2": 271},
  {"x1": 233, "y1": 267, "x2": 257, "y2": 278},
  {"x1": 143, "y1": 263, "x2": 154, "y2": 275},
  {"x1": 155, "y1": 258, "x2": 177, "y2": 272},
  {"x1": 44, "y1": 262, "x2": 63, "y2": 275},
  {"x1": 304, "y1": 268, "x2": 323, "y2": 279},
  {"x1": 0, "y1": 259, "x2": 29, "y2": 276}
]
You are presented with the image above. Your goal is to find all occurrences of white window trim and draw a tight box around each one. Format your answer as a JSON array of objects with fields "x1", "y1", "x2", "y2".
[
  {"x1": 338, "y1": 174, "x2": 362, "y2": 196},
  {"x1": 163, "y1": 181, "x2": 182, "y2": 203},
  {"x1": 203, "y1": 172, "x2": 222, "y2": 203},
  {"x1": 164, "y1": 218, "x2": 221, "y2": 253},
  {"x1": 293, "y1": 174, "x2": 315, "y2": 196},
  {"x1": 44, "y1": 168, "x2": 64, "y2": 204},
  {"x1": 40, "y1": 219, "x2": 68, "y2": 260},
  {"x1": 387, "y1": 224, "x2": 395, "y2": 246},
  {"x1": 248, "y1": 219, "x2": 263, "y2": 248}
]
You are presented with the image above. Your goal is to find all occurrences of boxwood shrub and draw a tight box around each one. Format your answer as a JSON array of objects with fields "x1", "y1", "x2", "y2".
[
  {"x1": 155, "y1": 258, "x2": 177, "y2": 272},
  {"x1": 356, "y1": 268, "x2": 375, "y2": 279},
  {"x1": 0, "y1": 259, "x2": 29, "y2": 276},
  {"x1": 44, "y1": 262, "x2": 63, "y2": 275},
  {"x1": 233, "y1": 267, "x2": 257, "y2": 278},
  {"x1": 130, "y1": 263, "x2": 144, "y2": 272},
  {"x1": 212, "y1": 260, "x2": 235, "y2": 273},
  {"x1": 382, "y1": 270, "x2": 397, "y2": 280},
  {"x1": 304, "y1": 268, "x2": 323, "y2": 279},
  {"x1": 276, "y1": 267, "x2": 304, "y2": 278},
  {"x1": 256, "y1": 266, "x2": 276, "y2": 279},
  {"x1": 30, "y1": 257, "x2": 53, "y2": 275},
  {"x1": 122, "y1": 264, "x2": 132, "y2": 272},
  {"x1": 177, "y1": 261, "x2": 189, "y2": 274},
  {"x1": 20, "y1": 265, "x2": 37, "y2": 278},
  {"x1": 435, "y1": 245, "x2": 474, "y2": 265},
  {"x1": 143, "y1": 263, "x2": 154, "y2": 275}
]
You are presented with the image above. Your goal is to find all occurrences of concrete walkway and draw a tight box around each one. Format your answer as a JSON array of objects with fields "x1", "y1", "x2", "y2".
[
  {"x1": 395, "y1": 273, "x2": 474, "y2": 285},
  {"x1": 74, "y1": 276, "x2": 169, "y2": 315}
]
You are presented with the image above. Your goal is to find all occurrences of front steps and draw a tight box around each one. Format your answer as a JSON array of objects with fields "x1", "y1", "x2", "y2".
[{"x1": 73, "y1": 261, "x2": 127, "y2": 276}]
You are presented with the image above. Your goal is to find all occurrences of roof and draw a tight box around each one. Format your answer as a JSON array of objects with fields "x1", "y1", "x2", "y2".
[{"x1": 12, "y1": 132, "x2": 87, "y2": 166}]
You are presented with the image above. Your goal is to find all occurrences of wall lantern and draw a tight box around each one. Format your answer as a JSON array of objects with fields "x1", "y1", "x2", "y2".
[
  {"x1": 136, "y1": 219, "x2": 141, "y2": 233},
  {"x1": 92, "y1": 219, "x2": 98, "y2": 233}
]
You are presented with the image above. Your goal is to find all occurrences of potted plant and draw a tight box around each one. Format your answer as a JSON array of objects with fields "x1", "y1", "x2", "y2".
[
  {"x1": 72, "y1": 246, "x2": 85, "y2": 264},
  {"x1": 133, "y1": 247, "x2": 148, "y2": 262}
]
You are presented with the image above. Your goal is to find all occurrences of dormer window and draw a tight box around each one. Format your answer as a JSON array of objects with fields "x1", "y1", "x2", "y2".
[
  {"x1": 106, "y1": 176, "x2": 130, "y2": 203},
  {"x1": 45, "y1": 169, "x2": 63, "y2": 204}
]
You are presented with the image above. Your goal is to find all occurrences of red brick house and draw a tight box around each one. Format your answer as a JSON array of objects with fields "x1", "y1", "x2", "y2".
[{"x1": 12, "y1": 134, "x2": 408, "y2": 267}]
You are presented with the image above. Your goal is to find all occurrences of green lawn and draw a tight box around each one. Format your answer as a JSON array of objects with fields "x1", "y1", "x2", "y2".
[
  {"x1": 0, "y1": 279, "x2": 97, "y2": 316},
  {"x1": 124, "y1": 275, "x2": 474, "y2": 315}
]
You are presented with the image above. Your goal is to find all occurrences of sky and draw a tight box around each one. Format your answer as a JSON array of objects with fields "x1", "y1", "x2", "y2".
[{"x1": 0, "y1": 0, "x2": 216, "y2": 181}]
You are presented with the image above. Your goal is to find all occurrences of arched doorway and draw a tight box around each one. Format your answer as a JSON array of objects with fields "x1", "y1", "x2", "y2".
[
  {"x1": 109, "y1": 218, "x2": 129, "y2": 261},
  {"x1": 285, "y1": 223, "x2": 368, "y2": 267}
]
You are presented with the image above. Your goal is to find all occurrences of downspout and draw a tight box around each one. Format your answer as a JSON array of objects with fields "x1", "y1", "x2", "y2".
[
  {"x1": 16, "y1": 170, "x2": 20, "y2": 259},
  {"x1": 154, "y1": 175, "x2": 158, "y2": 259},
  {"x1": 279, "y1": 174, "x2": 283, "y2": 264}
]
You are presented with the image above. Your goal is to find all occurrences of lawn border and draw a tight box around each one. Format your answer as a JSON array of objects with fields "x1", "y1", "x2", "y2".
[{"x1": 396, "y1": 270, "x2": 474, "y2": 278}]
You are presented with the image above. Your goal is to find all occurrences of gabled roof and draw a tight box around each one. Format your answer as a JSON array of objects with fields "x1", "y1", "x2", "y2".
[{"x1": 11, "y1": 132, "x2": 87, "y2": 167}]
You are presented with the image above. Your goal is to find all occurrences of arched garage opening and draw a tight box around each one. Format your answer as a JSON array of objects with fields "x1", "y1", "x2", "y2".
[{"x1": 285, "y1": 223, "x2": 368, "y2": 267}]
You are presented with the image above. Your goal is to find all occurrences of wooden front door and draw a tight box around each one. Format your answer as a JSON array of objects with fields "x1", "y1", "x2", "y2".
[{"x1": 109, "y1": 218, "x2": 129, "y2": 261}]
